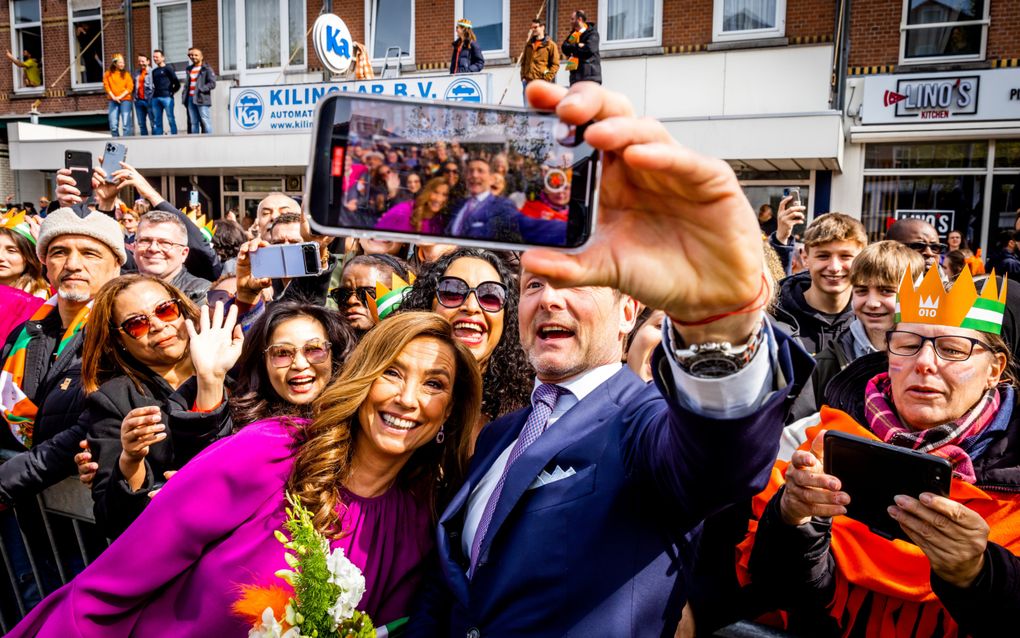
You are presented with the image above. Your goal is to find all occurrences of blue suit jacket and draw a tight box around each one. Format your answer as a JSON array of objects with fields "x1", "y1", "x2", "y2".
[{"x1": 412, "y1": 327, "x2": 812, "y2": 637}]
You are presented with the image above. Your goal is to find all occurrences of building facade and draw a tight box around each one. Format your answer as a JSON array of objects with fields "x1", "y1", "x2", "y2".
[
  {"x1": 833, "y1": 0, "x2": 1020, "y2": 255},
  {"x1": 2, "y1": 0, "x2": 846, "y2": 232}
]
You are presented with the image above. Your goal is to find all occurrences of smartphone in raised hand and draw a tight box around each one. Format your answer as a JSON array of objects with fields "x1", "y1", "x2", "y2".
[
  {"x1": 305, "y1": 93, "x2": 600, "y2": 252},
  {"x1": 100, "y1": 142, "x2": 128, "y2": 184},
  {"x1": 249, "y1": 242, "x2": 323, "y2": 279},
  {"x1": 64, "y1": 150, "x2": 93, "y2": 199}
]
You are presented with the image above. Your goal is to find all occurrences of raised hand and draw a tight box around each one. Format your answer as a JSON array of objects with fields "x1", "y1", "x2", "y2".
[
  {"x1": 779, "y1": 431, "x2": 849, "y2": 526},
  {"x1": 522, "y1": 81, "x2": 765, "y2": 344},
  {"x1": 109, "y1": 161, "x2": 164, "y2": 206},
  {"x1": 775, "y1": 194, "x2": 807, "y2": 245},
  {"x1": 74, "y1": 439, "x2": 98, "y2": 488},
  {"x1": 186, "y1": 301, "x2": 243, "y2": 411},
  {"x1": 889, "y1": 493, "x2": 989, "y2": 588},
  {"x1": 120, "y1": 406, "x2": 165, "y2": 462},
  {"x1": 235, "y1": 237, "x2": 273, "y2": 304}
]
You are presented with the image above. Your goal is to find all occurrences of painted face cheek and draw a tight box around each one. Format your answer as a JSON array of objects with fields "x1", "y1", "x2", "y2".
[{"x1": 888, "y1": 359, "x2": 906, "y2": 373}]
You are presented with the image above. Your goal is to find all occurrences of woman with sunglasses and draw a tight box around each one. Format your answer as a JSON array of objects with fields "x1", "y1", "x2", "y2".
[
  {"x1": 8, "y1": 312, "x2": 481, "y2": 636},
  {"x1": 735, "y1": 266, "x2": 1020, "y2": 637},
  {"x1": 80, "y1": 274, "x2": 243, "y2": 538},
  {"x1": 229, "y1": 301, "x2": 356, "y2": 429},
  {"x1": 402, "y1": 248, "x2": 532, "y2": 446}
]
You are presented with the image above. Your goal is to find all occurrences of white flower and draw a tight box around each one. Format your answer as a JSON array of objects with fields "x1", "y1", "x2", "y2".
[
  {"x1": 324, "y1": 547, "x2": 366, "y2": 624},
  {"x1": 248, "y1": 607, "x2": 286, "y2": 638}
]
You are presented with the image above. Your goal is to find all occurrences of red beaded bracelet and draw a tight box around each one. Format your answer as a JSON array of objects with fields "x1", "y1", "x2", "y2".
[{"x1": 671, "y1": 274, "x2": 770, "y2": 327}]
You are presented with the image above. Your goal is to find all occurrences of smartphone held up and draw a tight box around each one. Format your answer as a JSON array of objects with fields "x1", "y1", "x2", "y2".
[{"x1": 305, "y1": 94, "x2": 600, "y2": 252}]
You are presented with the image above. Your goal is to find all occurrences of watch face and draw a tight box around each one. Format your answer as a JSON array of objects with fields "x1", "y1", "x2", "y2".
[{"x1": 687, "y1": 356, "x2": 741, "y2": 378}]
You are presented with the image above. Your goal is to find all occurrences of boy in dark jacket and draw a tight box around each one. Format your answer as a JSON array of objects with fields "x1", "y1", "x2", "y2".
[
  {"x1": 561, "y1": 10, "x2": 601, "y2": 85},
  {"x1": 776, "y1": 212, "x2": 866, "y2": 355}
]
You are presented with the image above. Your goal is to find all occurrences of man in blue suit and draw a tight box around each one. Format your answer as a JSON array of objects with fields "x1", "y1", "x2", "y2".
[{"x1": 411, "y1": 82, "x2": 813, "y2": 636}]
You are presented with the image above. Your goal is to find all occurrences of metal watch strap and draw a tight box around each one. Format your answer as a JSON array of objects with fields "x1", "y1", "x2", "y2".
[{"x1": 672, "y1": 321, "x2": 765, "y2": 378}]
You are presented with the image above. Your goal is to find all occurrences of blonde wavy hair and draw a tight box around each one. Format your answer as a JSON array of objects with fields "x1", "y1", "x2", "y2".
[{"x1": 287, "y1": 311, "x2": 482, "y2": 538}]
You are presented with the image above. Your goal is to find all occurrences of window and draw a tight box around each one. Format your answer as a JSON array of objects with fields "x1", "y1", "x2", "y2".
[
  {"x1": 69, "y1": 0, "x2": 104, "y2": 87},
  {"x1": 219, "y1": 0, "x2": 306, "y2": 74},
  {"x1": 151, "y1": 0, "x2": 191, "y2": 71},
  {"x1": 713, "y1": 0, "x2": 786, "y2": 42},
  {"x1": 454, "y1": 0, "x2": 508, "y2": 57},
  {"x1": 10, "y1": 0, "x2": 43, "y2": 91},
  {"x1": 900, "y1": 0, "x2": 988, "y2": 64},
  {"x1": 366, "y1": 0, "x2": 413, "y2": 63},
  {"x1": 599, "y1": 0, "x2": 663, "y2": 49}
]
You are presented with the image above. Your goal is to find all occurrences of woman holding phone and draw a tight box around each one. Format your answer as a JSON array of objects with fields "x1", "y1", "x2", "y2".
[{"x1": 739, "y1": 267, "x2": 1020, "y2": 637}]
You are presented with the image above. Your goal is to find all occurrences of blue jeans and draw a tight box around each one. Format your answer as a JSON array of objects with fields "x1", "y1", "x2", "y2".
[
  {"x1": 107, "y1": 100, "x2": 134, "y2": 137},
  {"x1": 151, "y1": 96, "x2": 178, "y2": 135},
  {"x1": 134, "y1": 98, "x2": 153, "y2": 135},
  {"x1": 186, "y1": 99, "x2": 212, "y2": 134}
]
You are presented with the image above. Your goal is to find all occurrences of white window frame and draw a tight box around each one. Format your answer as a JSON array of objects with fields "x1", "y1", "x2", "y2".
[
  {"x1": 598, "y1": 0, "x2": 663, "y2": 50},
  {"x1": 9, "y1": 0, "x2": 44, "y2": 93},
  {"x1": 898, "y1": 0, "x2": 989, "y2": 66},
  {"x1": 365, "y1": 0, "x2": 415, "y2": 65},
  {"x1": 712, "y1": 0, "x2": 787, "y2": 43},
  {"x1": 218, "y1": 0, "x2": 307, "y2": 78},
  {"x1": 67, "y1": 1, "x2": 104, "y2": 89},
  {"x1": 453, "y1": 0, "x2": 509, "y2": 59},
  {"x1": 150, "y1": 0, "x2": 193, "y2": 71}
]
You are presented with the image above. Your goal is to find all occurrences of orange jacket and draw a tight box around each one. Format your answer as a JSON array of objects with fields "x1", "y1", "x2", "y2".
[
  {"x1": 736, "y1": 407, "x2": 1020, "y2": 637},
  {"x1": 103, "y1": 70, "x2": 134, "y2": 101}
]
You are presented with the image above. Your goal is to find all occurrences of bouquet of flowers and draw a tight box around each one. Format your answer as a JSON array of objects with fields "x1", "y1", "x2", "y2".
[{"x1": 233, "y1": 493, "x2": 375, "y2": 638}]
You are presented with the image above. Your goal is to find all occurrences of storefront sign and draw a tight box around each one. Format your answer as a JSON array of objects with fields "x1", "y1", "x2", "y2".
[
  {"x1": 313, "y1": 14, "x2": 354, "y2": 75},
  {"x1": 229, "y1": 74, "x2": 492, "y2": 133},
  {"x1": 862, "y1": 68, "x2": 1020, "y2": 124},
  {"x1": 895, "y1": 209, "x2": 955, "y2": 237}
]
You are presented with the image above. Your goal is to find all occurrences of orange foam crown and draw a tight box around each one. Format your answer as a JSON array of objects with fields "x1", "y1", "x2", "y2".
[{"x1": 896, "y1": 265, "x2": 1007, "y2": 334}]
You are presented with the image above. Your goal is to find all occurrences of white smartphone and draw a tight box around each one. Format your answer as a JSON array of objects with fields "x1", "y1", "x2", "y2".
[{"x1": 250, "y1": 242, "x2": 323, "y2": 279}]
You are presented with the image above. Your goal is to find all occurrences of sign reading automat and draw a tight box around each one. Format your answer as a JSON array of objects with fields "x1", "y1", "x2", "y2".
[
  {"x1": 862, "y1": 68, "x2": 1020, "y2": 124},
  {"x1": 230, "y1": 75, "x2": 492, "y2": 133}
]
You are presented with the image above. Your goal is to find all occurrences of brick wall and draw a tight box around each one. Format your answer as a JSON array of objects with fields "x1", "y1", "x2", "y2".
[{"x1": 987, "y1": 0, "x2": 1020, "y2": 61}]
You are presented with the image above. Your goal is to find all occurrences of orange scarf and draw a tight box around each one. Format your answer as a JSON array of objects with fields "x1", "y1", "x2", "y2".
[{"x1": 736, "y1": 406, "x2": 1020, "y2": 637}]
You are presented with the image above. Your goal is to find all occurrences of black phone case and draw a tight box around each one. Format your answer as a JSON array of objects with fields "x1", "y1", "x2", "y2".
[
  {"x1": 823, "y1": 430, "x2": 952, "y2": 543},
  {"x1": 64, "y1": 150, "x2": 93, "y2": 199}
]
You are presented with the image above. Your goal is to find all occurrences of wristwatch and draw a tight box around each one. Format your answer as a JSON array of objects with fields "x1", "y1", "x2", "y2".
[{"x1": 672, "y1": 321, "x2": 765, "y2": 378}]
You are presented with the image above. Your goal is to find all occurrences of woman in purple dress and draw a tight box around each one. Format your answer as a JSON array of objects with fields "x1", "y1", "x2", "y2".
[
  {"x1": 8, "y1": 311, "x2": 482, "y2": 637},
  {"x1": 375, "y1": 177, "x2": 451, "y2": 236}
]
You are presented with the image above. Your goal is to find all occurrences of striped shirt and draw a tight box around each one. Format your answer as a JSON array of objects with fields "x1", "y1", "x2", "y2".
[{"x1": 188, "y1": 66, "x2": 200, "y2": 97}]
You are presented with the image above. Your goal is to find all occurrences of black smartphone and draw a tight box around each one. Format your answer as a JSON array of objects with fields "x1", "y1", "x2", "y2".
[
  {"x1": 823, "y1": 430, "x2": 952, "y2": 543},
  {"x1": 249, "y1": 242, "x2": 323, "y2": 279},
  {"x1": 64, "y1": 149, "x2": 93, "y2": 200},
  {"x1": 305, "y1": 93, "x2": 600, "y2": 252},
  {"x1": 783, "y1": 187, "x2": 807, "y2": 239},
  {"x1": 100, "y1": 142, "x2": 128, "y2": 184}
]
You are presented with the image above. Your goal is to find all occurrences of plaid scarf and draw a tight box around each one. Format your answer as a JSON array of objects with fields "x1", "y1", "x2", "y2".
[
  {"x1": 0, "y1": 297, "x2": 90, "y2": 448},
  {"x1": 864, "y1": 372, "x2": 1001, "y2": 483}
]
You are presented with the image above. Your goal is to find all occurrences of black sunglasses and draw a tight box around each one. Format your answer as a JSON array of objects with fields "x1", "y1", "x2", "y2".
[
  {"x1": 331, "y1": 286, "x2": 377, "y2": 305},
  {"x1": 436, "y1": 276, "x2": 507, "y2": 313},
  {"x1": 905, "y1": 241, "x2": 948, "y2": 255}
]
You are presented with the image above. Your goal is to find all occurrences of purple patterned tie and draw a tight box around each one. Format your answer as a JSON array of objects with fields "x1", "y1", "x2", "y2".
[{"x1": 468, "y1": 383, "x2": 564, "y2": 576}]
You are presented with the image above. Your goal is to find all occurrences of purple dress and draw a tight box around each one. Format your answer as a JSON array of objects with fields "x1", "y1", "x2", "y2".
[
  {"x1": 374, "y1": 200, "x2": 446, "y2": 235},
  {"x1": 7, "y1": 419, "x2": 434, "y2": 637}
]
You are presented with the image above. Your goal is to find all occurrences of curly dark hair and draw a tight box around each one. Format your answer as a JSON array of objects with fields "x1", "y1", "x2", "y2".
[
  {"x1": 229, "y1": 302, "x2": 357, "y2": 429},
  {"x1": 400, "y1": 248, "x2": 533, "y2": 420}
]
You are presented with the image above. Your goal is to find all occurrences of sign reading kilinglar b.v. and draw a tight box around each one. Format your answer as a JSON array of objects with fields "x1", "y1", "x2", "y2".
[{"x1": 229, "y1": 74, "x2": 492, "y2": 134}]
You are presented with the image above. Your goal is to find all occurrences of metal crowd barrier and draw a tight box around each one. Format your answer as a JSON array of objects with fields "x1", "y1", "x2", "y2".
[{"x1": 0, "y1": 478, "x2": 105, "y2": 633}]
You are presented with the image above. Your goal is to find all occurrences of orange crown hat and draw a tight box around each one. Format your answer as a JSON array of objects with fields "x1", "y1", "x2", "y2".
[
  {"x1": 366, "y1": 272, "x2": 416, "y2": 322},
  {"x1": 0, "y1": 210, "x2": 35, "y2": 245},
  {"x1": 183, "y1": 207, "x2": 216, "y2": 242},
  {"x1": 895, "y1": 265, "x2": 1007, "y2": 335},
  {"x1": 457, "y1": 18, "x2": 473, "y2": 29}
]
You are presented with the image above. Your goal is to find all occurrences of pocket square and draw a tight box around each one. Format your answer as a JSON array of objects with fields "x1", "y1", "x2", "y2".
[{"x1": 528, "y1": 465, "x2": 577, "y2": 490}]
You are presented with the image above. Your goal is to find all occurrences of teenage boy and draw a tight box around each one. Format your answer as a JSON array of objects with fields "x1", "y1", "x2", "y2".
[
  {"x1": 790, "y1": 240, "x2": 925, "y2": 418},
  {"x1": 776, "y1": 212, "x2": 867, "y2": 355}
]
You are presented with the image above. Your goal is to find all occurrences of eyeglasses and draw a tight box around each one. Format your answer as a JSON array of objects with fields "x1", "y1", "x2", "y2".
[
  {"x1": 114, "y1": 299, "x2": 183, "y2": 339},
  {"x1": 443, "y1": 168, "x2": 459, "y2": 174},
  {"x1": 886, "y1": 330, "x2": 994, "y2": 362},
  {"x1": 264, "y1": 339, "x2": 331, "y2": 368},
  {"x1": 136, "y1": 237, "x2": 187, "y2": 252},
  {"x1": 331, "y1": 286, "x2": 377, "y2": 305},
  {"x1": 436, "y1": 276, "x2": 507, "y2": 313},
  {"x1": 905, "y1": 241, "x2": 949, "y2": 255}
]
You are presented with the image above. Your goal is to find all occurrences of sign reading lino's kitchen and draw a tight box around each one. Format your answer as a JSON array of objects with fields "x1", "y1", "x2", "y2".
[{"x1": 861, "y1": 68, "x2": 1020, "y2": 125}]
